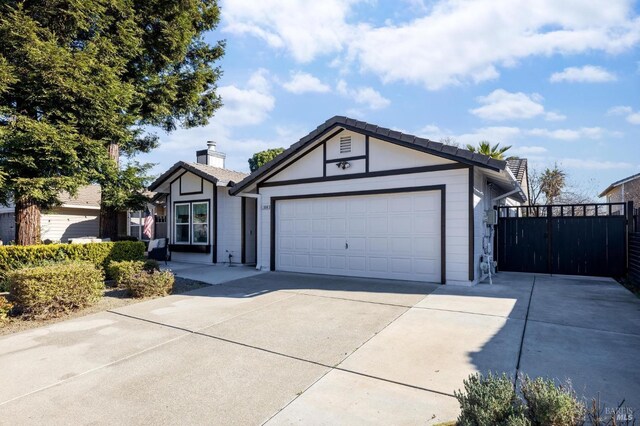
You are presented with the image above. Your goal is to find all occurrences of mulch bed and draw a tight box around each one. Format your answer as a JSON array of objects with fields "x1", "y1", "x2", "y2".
[{"x1": 0, "y1": 276, "x2": 210, "y2": 336}]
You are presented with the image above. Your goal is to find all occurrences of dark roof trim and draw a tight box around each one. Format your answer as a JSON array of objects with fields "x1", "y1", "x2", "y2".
[
  {"x1": 599, "y1": 171, "x2": 640, "y2": 197},
  {"x1": 148, "y1": 161, "x2": 218, "y2": 192},
  {"x1": 230, "y1": 116, "x2": 507, "y2": 195}
]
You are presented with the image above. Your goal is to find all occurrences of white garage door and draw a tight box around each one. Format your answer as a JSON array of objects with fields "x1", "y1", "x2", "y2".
[{"x1": 275, "y1": 191, "x2": 441, "y2": 283}]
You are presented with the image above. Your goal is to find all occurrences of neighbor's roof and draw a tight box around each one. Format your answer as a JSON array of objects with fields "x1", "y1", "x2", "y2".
[
  {"x1": 599, "y1": 171, "x2": 640, "y2": 197},
  {"x1": 230, "y1": 116, "x2": 508, "y2": 195},
  {"x1": 506, "y1": 158, "x2": 528, "y2": 185},
  {"x1": 148, "y1": 161, "x2": 248, "y2": 192},
  {"x1": 58, "y1": 185, "x2": 101, "y2": 208}
]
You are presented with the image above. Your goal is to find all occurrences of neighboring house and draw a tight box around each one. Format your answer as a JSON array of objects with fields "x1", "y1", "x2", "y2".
[
  {"x1": 0, "y1": 185, "x2": 101, "y2": 243},
  {"x1": 599, "y1": 172, "x2": 640, "y2": 213},
  {"x1": 506, "y1": 158, "x2": 529, "y2": 204},
  {"x1": 230, "y1": 116, "x2": 527, "y2": 285},
  {"x1": 147, "y1": 141, "x2": 252, "y2": 264}
]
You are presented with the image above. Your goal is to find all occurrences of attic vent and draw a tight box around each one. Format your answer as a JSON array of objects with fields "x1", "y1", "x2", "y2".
[{"x1": 339, "y1": 136, "x2": 351, "y2": 153}]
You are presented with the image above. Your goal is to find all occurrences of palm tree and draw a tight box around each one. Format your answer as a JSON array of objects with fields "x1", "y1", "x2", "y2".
[
  {"x1": 540, "y1": 164, "x2": 566, "y2": 204},
  {"x1": 465, "y1": 141, "x2": 512, "y2": 160}
]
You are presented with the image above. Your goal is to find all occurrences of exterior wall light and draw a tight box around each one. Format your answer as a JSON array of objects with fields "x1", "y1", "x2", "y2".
[{"x1": 336, "y1": 161, "x2": 351, "y2": 170}]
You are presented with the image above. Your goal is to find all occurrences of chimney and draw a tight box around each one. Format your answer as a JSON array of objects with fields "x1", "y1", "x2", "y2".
[{"x1": 196, "y1": 140, "x2": 226, "y2": 168}]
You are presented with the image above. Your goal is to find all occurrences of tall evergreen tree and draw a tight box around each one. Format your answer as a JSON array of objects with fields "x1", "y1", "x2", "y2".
[{"x1": 0, "y1": 1, "x2": 225, "y2": 243}]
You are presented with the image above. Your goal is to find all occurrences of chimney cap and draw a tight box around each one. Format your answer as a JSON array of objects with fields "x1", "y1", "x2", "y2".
[{"x1": 207, "y1": 140, "x2": 216, "y2": 148}]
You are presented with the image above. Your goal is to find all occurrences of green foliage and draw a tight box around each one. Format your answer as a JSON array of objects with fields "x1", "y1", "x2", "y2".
[
  {"x1": 0, "y1": 1, "x2": 225, "y2": 237},
  {"x1": 107, "y1": 260, "x2": 145, "y2": 288},
  {"x1": 521, "y1": 376, "x2": 585, "y2": 426},
  {"x1": 0, "y1": 296, "x2": 13, "y2": 322},
  {"x1": 126, "y1": 270, "x2": 175, "y2": 298},
  {"x1": 107, "y1": 258, "x2": 162, "y2": 289},
  {"x1": 249, "y1": 148, "x2": 286, "y2": 172},
  {"x1": 539, "y1": 164, "x2": 566, "y2": 205},
  {"x1": 0, "y1": 241, "x2": 145, "y2": 287},
  {"x1": 466, "y1": 141, "x2": 512, "y2": 160},
  {"x1": 7, "y1": 262, "x2": 104, "y2": 318},
  {"x1": 456, "y1": 373, "x2": 589, "y2": 426},
  {"x1": 455, "y1": 372, "x2": 527, "y2": 426}
]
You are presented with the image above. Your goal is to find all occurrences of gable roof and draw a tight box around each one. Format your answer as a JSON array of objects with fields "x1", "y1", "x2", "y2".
[
  {"x1": 506, "y1": 158, "x2": 528, "y2": 185},
  {"x1": 148, "y1": 161, "x2": 248, "y2": 192},
  {"x1": 230, "y1": 115, "x2": 508, "y2": 195},
  {"x1": 599, "y1": 171, "x2": 640, "y2": 197},
  {"x1": 58, "y1": 185, "x2": 101, "y2": 209}
]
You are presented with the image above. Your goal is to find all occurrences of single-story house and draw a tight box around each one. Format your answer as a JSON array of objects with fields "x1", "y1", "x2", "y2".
[
  {"x1": 0, "y1": 185, "x2": 102, "y2": 244},
  {"x1": 599, "y1": 172, "x2": 640, "y2": 213},
  {"x1": 228, "y1": 116, "x2": 528, "y2": 285},
  {"x1": 146, "y1": 141, "x2": 253, "y2": 264}
]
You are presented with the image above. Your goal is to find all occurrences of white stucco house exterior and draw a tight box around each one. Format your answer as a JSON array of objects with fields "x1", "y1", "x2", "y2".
[{"x1": 229, "y1": 116, "x2": 528, "y2": 285}]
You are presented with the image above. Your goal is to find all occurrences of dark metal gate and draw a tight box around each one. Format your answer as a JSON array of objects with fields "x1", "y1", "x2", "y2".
[{"x1": 497, "y1": 203, "x2": 629, "y2": 277}]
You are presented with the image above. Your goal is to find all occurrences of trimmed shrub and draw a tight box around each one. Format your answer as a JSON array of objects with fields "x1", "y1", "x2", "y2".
[
  {"x1": 126, "y1": 270, "x2": 174, "y2": 298},
  {"x1": 521, "y1": 376, "x2": 585, "y2": 426},
  {"x1": 0, "y1": 296, "x2": 13, "y2": 322},
  {"x1": 107, "y1": 259, "x2": 161, "y2": 288},
  {"x1": 0, "y1": 241, "x2": 145, "y2": 286},
  {"x1": 107, "y1": 260, "x2": 145, "y2": 288},
  {"x1": 455, "y1": 373, "x2": 528, "y2": 426},
  {"x1": 8, "y1": 262, "x2": 104, "y2": 318}
]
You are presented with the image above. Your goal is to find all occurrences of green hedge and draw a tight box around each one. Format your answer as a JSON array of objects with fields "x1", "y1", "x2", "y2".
[
  {"x1": 8, "y1": 261, "x2": 104, "y2": 318},
  {"x1": 0, "y1": 241, "x2": 145, "y2": 287}
]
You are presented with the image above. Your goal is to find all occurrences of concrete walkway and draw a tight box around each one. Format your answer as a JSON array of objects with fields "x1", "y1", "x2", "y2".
[{"x1": 1, "y1": 271, "x2": 639, "y2": 424}]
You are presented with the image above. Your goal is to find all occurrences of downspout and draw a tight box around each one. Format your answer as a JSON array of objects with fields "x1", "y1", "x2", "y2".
[{"x1": 237, "y1": 193, "x2": 262, "y2": 270}]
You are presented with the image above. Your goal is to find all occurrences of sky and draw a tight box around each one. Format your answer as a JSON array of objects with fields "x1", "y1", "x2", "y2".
[{"x1": 137, "y1": 0, "x2": 640, "y2": 199}]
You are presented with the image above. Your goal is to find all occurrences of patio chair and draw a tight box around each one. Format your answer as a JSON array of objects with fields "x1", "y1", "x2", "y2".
[{"x1": 147, "y1": 238, "x2": 168, "y2": 265}]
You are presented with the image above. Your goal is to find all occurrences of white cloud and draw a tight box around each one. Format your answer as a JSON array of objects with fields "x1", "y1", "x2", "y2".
[
  {"x1": 513, "y1": 146, "x2": 548, "y2": 155},
  {"x1": 222, "y1": 0, "x2": 360, "y2": 63},
  {"x1": 282, "y1": 71, "x2": 331, "y2": 94},
  {"x1": 336, "y1": 79, "x2": 390, "y2": 110},
  {"x1": 223, "y1": 0, "x2": 640, "y2": 90},
  {"x1": 215, "y1": 69, "x2": 275, "y2": 127},
  {"x1": 550, "y1": 65, "x2": 617, "y2": 83},
  {"x1": 455, "y1": 126, "x2": 522, "y2": 146},
  {"x1": 608, "y1": 105, "x2": 640, "y2": 124},
  {"x1": 349, "y1": 0, "x2": 640, "y2": 89},
  {"x1": 560, "y1": 159, "x2": 635, "y2": 170},
  {"x1": 544, "y1": 112, "x2": 567, "y2": 121},
  {"x1": 470, "y1": 89, "x2": 551, "y2": 121},
  {"x1": 528, "y1": 127, "x2": 604, "y2": 140}
]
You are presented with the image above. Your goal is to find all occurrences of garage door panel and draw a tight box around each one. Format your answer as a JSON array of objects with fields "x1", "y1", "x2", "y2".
[
  {"x1": 348, "y1": 256, "x2": 367, "y2": 271},
  {"x1": 311, "y1": 237, "x2": 327, "y2": 251},
  {"x1": 312, "y1": 218, "x2": 327, "y2": 233},
  {"x1": 389, "y1": 196, "x2": 412, "y2": 212},
  {"x1": 367, "y1": 216, "x2": 388, "y2": 234},
  {"x1": 390, "y1": 216, "x2": 413, "y2": 234},
  {"x1": 276, "y1": 191, "x2": 441, "y2": 283},
  {"x1": 329, "y1": 218, "x2": 347, "y2": 233},
  {"x1": 329, "y1": 256, "x2": 346, "y2": 270},
  {"x1": 311, "y1": 255, "x2": 327, "y2": 268}
]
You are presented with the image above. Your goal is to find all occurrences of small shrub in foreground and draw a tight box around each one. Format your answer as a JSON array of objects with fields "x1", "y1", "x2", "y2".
[
  {"x1": 107, "y1": 260, "x2": 145, "y2": 288},
  {"x1": 143, "y1": 259, "x2": 160, "y2": 272},
  {"x1": 8, "y1": 262, "x2": 104, "y2": 319},
  {"x1": 0, "y1": 296, "x2": 13, "y2": 323},
  {"x1": 521, "y1": 376, "x2": 585, "y2": 426},
  {"x1": 126, "y1": 270, "x2": 174, "y2": 298},
  {"x1": 455, "y1": 372, "x2": 527, "y2": 426}
]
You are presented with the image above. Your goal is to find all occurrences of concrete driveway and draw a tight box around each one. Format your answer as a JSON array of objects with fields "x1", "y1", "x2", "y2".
[{"x1": 1, "y1": 271, "x2": 639, "y2": 425}]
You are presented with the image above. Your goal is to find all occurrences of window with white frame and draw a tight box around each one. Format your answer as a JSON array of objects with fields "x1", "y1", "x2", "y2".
[
  {"x1": 173, "y1": 202, "x2": 209, "y2": 245},
  {"x1": 127, "y1": 211, "x2": 150, "y2": 241}
]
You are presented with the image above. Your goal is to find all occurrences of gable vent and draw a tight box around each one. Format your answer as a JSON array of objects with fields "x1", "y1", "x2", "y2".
[{"x1": 339, "y1": 136, "x2": 352, "y2": 153}]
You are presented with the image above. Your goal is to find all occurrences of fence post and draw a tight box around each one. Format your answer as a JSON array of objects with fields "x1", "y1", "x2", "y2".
[{"x1": 628, "y1": 201, "x2": 635, "y2": 233}]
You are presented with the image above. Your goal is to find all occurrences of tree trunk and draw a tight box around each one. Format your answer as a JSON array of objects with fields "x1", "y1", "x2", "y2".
[
  {"x1": 99, "y1": 206, "x2": 119, "y2": 240},
  {"x1": 100, "y1": 142, "x2": 120, "y2": 240},
  {"x1": 15, "y1": 196, "x2": 41, "y2": 245}
]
